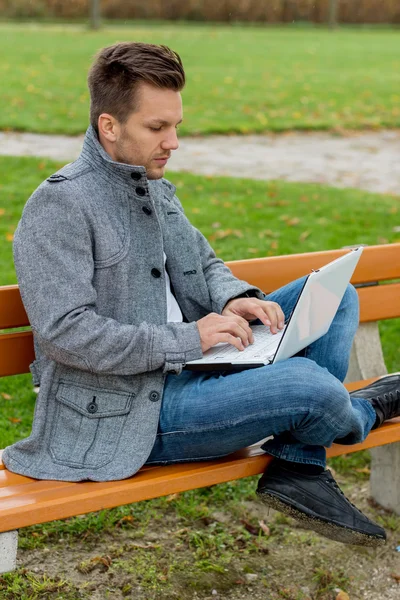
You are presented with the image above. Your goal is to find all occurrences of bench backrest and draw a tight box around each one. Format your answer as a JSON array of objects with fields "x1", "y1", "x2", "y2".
[{"x1": 1, "y1": 244, "x2": 399, "y2": 378}]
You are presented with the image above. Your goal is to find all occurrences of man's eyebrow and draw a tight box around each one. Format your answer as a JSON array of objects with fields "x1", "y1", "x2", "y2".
[{"x1": 146, "y1": 118, "x2": 183, "y2": 126}]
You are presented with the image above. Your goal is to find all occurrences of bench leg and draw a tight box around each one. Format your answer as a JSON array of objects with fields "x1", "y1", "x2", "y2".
[
  {"x1": 345, "y1": 322, "x2": 388, "y2": 382},
  {"x1": 0, "y1": 530, "x2": 18, "y2": 573},
  {"x1": 344, "y1": 322, "x2": 398, "y2": 512},
  {"x1": 370, "y1": 443, "x2": 400, "y2": 515}
]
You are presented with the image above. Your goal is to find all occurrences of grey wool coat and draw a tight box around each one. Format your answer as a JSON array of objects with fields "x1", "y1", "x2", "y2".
[{"x1": 3, "y1": 126, "x2": 262, "y2": 482}]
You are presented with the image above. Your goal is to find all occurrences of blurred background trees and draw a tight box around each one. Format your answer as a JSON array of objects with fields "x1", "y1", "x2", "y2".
[{"x1": 0, "y1": 0, "x2": 399, "y2": 25}]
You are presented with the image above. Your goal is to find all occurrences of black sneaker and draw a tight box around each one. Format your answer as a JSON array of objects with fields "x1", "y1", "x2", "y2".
[
  {"x1": 350, "y1": 373, "x2": 400, "y2": 429},
  {"x1": 257, "y1": 461, "x2": 386, "y2": 546}
]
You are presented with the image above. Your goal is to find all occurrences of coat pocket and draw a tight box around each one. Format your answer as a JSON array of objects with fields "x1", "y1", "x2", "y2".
[{"x1": 49, "y1": 382, "x2": 133, "y2": 469}]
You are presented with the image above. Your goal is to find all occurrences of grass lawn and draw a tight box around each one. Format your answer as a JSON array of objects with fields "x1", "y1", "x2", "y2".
[
  {"x1": 1, "y1": 156, "x2": 400, "y2": 599},
  {"x1": 0, "y1": 22, "x2": 399, "y2": 135}
]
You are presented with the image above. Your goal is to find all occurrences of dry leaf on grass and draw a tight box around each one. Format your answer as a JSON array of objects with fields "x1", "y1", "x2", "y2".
[
  {"x1": 258, "y1": 520, "x2": 271, "y2": 536},
  {"x1": 115, "y1": 515, "x2": 135, "y2": 527},
  {"x1": 240, "y1": 519, "x2": 259, "y2": 535}
]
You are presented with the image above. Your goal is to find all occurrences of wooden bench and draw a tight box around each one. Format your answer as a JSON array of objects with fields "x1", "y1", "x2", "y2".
[{"x1": 0, "y1": 243, "x2": 399, "y2": 573}]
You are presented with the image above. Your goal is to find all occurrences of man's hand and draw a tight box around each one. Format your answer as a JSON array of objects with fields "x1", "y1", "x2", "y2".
[
  {"x1": 222, "y1": 297, "x2": 285, "y2": 334},
  {"x1": 197, "y1": 313, "x2": 255, "y2": 353}
]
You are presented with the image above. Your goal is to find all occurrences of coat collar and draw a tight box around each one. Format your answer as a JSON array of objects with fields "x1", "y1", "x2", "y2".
[{"x1": 80, "y1": 125, "x2": 176, "y2": 198}]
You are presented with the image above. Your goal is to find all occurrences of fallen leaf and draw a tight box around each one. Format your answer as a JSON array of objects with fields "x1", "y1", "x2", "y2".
[
  {"x1": 8, "y1": 417, "x2": 21, "y2": 424},
  {"x1": 5, "y1": 233, "x2": 14, "y2": 242},
  {"x1": 166, "y1": 493, "x2": 179, "y2": 502},
  {"x1": 115, "y1": 515, "x2": 135, "y2": 527},
  {"x1": 0, "y1": 208, "x2": 5, "y2": 216},
  {"x1": 269, "y1": 200, "x2": 289, "y2": 207},
  {"x1": 1, "y1": 393, "x2": 12, "y2": 400},
  {"x1": 258, "y1": 520, "x2": 270, "y2": 536},
  {"x1": 355, "y1": 467, "x2": 371, "y2": 474},
  {"x1": 241, "y1": 519, "x2": 259, "y2": 535},
  {"x1": 390, "y1": 573, "x2": 400, "y2": 583},
  {"x1": 129, "y1": 541, "x2": 161, "y2": 550},
  {"x1": 299, "y1": 230, "x2": 311, "y2": 241},
  {"x1": 335, "y1": 591, "x2": 350, "y2": 600}
]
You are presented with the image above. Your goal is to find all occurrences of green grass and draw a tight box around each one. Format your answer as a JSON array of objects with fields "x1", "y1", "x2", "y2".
[
  {"x1": 0, "y1": 161, "x2": 399, "y2": 597},
  {"x1": 0, "y1": 155, "x2": 399, "y2": 450},
  {"x1": 0, "y1": 22, "x2": 399, "y2": 135}
]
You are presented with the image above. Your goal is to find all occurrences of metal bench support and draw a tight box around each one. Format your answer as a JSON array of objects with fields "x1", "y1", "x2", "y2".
[
  {"x1": 346, "y1": 322, "x2": 400, "y2": 515},
  {"x1": 0, "y1": 530, "x2": 18, "y2": 573}
]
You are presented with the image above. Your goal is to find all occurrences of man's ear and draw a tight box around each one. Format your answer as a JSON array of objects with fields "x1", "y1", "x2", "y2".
[{"x1": 98, "y1": 113, "x2": 119, "y2": 142}]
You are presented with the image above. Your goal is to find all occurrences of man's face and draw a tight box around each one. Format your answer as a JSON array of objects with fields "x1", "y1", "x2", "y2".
[{"x1": 112, "y1": 82, "x2": 182, "y2": 179}]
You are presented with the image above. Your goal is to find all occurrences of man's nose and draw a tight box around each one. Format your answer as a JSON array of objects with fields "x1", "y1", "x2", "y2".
[{"x1": 162, "y1": 129, "x2": 179, "y2": 151}]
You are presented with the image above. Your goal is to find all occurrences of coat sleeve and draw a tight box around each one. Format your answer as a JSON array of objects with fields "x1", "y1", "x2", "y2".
[
  {"x1": 171, "y1": 195, "x2": 265, "y2": 313},
  {"x1": 13, "y1": 184, "x2": 203, "y2": 376}
]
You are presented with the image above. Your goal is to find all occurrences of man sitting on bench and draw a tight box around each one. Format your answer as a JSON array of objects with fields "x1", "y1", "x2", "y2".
[{"x1": 4, "y1": 42, "x2": 400, "y2": 547}]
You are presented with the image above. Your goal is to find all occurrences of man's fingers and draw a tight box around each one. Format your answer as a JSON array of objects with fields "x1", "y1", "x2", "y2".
[
  {"x1": 216, "y1": 332, "x2": 246, "y2": 352},
  {"x1": 224, "y1": 320, "x2": 252, "y2": 347},
  {"x1": 250, "y1": 303, "x2": 285, "y2": 334}
]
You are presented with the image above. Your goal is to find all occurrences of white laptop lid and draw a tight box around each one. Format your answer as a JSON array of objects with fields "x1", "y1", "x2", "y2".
[
  {"x1": 185, "y1": 247, "x2": 363, "y2": 370},
  {"x1": 272, "y1": 247, "x2": 363, "y2": 363}
]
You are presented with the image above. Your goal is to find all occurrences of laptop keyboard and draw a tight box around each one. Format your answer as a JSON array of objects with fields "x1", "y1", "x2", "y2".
[{"x1": 202, "y1": 324, "x2": 286, "y2": 363}]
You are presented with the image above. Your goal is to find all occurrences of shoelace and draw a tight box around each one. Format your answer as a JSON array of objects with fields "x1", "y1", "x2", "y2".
[
  {"x1": 325, "y1": 473, "x2": 366, "y2": 514},
  {"x1": 373, "y1": 390, "x2": 400, "y2": 419}
]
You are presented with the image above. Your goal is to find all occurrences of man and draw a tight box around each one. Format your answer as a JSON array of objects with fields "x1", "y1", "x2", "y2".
[{"x1": 4, "y1": 42, "x2": 400, "y2": 547}]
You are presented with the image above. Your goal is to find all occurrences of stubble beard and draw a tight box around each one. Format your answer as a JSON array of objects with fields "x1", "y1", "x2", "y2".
[{"x1": 115, "y1": 129, "x2": 163, "y2": 180}]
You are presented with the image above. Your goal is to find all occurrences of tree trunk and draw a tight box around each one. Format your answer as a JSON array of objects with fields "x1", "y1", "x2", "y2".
[
  {"x1": 328, "y1": 0, "x2": 338, "y2": 29},
  {"x1": 89, "y1": 0, "x2": 101, "y2": 30}
]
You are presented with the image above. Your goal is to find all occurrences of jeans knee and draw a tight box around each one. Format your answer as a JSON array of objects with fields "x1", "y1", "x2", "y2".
[
  {"x1": 342, "y1": 283, "x2": 359, "y2": 320},
  {"x1": 295, "y1": 364, "x2": 350, "y2": 425}
]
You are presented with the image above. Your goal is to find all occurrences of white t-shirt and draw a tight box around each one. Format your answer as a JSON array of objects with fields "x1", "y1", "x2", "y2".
[{"x1": 163, "y1": 252, "x2": 183, "y2": 322}]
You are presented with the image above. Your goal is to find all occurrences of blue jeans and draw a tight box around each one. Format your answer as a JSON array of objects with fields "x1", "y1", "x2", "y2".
[{"x1": 146, "y1": 278, "x2": 376, "y2": 468}]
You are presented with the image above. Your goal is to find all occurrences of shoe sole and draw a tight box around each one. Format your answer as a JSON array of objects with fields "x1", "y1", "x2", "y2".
[{"x1": 257, "y1": 490, "x2": 386, "y2": 547}]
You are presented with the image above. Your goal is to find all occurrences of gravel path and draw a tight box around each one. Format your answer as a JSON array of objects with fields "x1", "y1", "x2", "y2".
[{"x1": 1, "y1": 129, "x2": 400, "y2": 194}]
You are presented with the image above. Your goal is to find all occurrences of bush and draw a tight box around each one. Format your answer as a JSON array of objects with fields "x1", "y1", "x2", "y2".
[{"x1": 0, "y1": 0, "x2": 400, "y2": 24}]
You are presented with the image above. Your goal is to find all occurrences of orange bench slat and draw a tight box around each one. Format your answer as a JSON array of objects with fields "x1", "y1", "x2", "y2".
[
  {"x1": 358, "y1": 283, "x2": 400, "y2": 322},
  {"x1": 1, "y1": 244, "x2": 399, "y2": 329},
  {"x1": 0, "y1": 332, "x2": 34, "y2": 377},
  {"x1": 227, "y1": 243, "x2": 400, "y2": 293},
  {"x1": 0, "y1": 418, "x2": 399, "y2": 532},
  {"x1": 0, "y1": 285, "x2": 28, "y2": 329}
]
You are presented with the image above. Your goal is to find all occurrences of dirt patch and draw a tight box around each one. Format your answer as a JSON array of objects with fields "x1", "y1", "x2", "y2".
[
  {"x1": 1, "y1": 129, "x2": 400, "y2": 195},
  {"x1": 10, "y1": 473, "x2": 400, "y2": 600}
]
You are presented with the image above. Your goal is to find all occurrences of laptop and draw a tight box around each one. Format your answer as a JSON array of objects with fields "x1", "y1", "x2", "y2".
[{"x1": 185, "y1": 247, "x2": 363, "y2": 371}]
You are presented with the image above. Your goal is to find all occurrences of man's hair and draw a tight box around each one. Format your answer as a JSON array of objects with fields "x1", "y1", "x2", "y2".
[{"x1": 88, "y1": 42, "x2": 185, "y2": 131}]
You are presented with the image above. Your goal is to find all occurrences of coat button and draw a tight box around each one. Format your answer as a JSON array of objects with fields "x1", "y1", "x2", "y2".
[
  {"x1": 151, "y1": 268, "x2": 161, "y2": 278},
  {"x1": 87, "y1": 401, "x2": 98, "y2": 414},
  {"x1": 131, "y1": 172, "x2": 142, "y2": 181},
  {"x1": 136, "y1": 186, "x2": 146, "y2": 196},
  {"x1": 149, "y1": 390, "x2": 160, "y2": 402},
  {"x1": 142, "y1": 206, "x2": 152, "y2": 216}
]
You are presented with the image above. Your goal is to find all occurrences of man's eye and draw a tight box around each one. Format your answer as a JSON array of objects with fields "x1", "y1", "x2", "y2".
[{"x1": 150, "y1": 127, "x2": 162, "y2": 132}]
